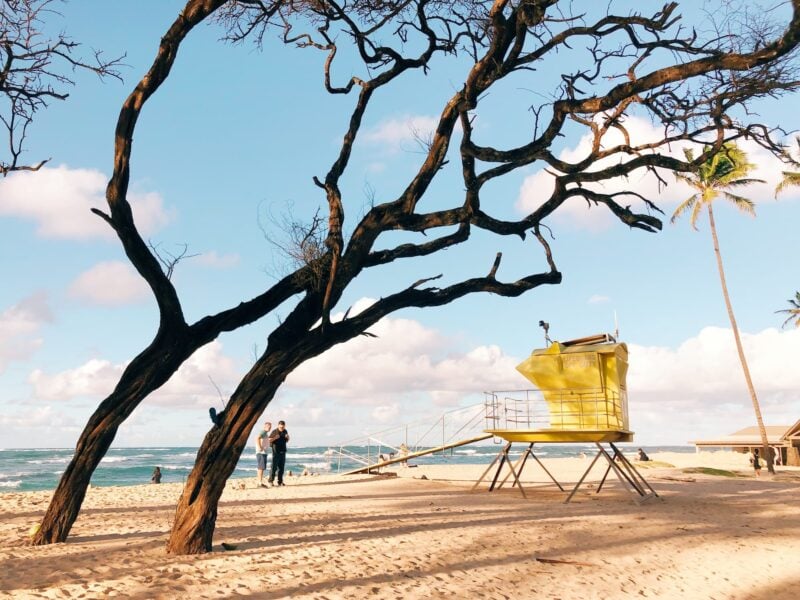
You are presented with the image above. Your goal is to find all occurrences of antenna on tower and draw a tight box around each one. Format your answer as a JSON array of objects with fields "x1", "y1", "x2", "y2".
[
  {"x1": 613, "y1": 310, "x2": 619, "y2": 342},
  {"x1": 538, "y1": 320, "x2": 552, "y2": 345}
]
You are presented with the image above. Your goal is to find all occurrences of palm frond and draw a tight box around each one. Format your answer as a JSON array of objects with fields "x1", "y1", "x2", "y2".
[
  {"x1": 721, "y1": 192, "x2": 756, "y2": 216},
  {"x1": 689, "y1": 196, "x2": 704, "y2": 229},
  {"x1": 724, "y1": 178, "x2": 766, "y2": 187},
  {"x1": 776, "y1": 291, "x2": 800, "y2": 328},
  {"x1": 775, "y1": 171, "x2": 800, "y2": 197},
  {"x1": 670, "y1": 194, "x2": 698, "y2": 224}
]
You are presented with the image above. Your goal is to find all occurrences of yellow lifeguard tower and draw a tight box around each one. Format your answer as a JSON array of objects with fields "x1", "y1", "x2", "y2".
[{"x1": 475, "y1": 334, "x2": 657, "y2": 503}]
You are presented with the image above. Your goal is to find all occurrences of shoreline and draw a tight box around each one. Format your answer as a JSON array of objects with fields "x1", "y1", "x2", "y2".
[{"x1": 1, "y1": 452, "x2": 798, "y2": 599}]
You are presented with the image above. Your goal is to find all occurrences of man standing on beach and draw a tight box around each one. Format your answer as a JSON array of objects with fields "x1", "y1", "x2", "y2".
[
  {"x1": 268, "y1": 420, "x2": 290, "y2": 486},
  {"x1": 255, "y1": 421, "x2": 272, "y2": 488}
]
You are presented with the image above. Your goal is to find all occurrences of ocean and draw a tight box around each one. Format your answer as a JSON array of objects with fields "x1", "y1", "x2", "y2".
[{"x1": 0, "y1": 444, "x2": 694, "y2": 493}]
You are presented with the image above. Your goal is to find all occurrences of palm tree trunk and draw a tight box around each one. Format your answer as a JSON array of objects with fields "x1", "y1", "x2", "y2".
[{"x1": 707, "y1": 204, "x2": 774, "y2": 474}]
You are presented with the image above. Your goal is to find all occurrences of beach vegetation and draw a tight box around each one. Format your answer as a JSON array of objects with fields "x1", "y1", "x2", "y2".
[
  {"x1": 27, "y1": 0, "x2": 800, "y2": 554},
  {"x1": 670, "y1": 143, "x2": 775, "y2": 475},
  {"x1": 774, "y1": 142, "x2": 800, "y2": 329},
  {"x1": 776, "y1": 292, "x2": 800, "y2": 328},
  {"x1": 682, "y1": 467, "x2": 748, "y2": 478}
]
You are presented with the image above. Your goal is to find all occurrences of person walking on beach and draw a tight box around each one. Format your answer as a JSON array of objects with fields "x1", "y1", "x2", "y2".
[
  {"x1": 751, "y1": 449, "x2": 762, "y2": 477},
  {"x1": 268, "y1": 420, "x2": 290, "y2": 486},
  {"x1": 255, "y1": 421, "x2": 272, "y2": 488},
  {"x1": 151, "y1": 466, "x2": 161, "y2": 484}
]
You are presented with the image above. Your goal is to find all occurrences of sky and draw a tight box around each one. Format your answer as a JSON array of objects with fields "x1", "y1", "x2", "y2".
[{"x1": 1, "y1": 1, "x2": 799, "y2": 449}]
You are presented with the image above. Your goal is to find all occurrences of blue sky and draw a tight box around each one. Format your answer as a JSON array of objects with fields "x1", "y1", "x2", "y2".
[{"x1": 1, "y1": 1, "x2": 799, "y2": 449}]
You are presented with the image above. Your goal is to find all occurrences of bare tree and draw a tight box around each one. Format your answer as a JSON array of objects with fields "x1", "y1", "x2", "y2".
[
  {"x1": 0, "y1": 0, "x2": 122, "y2": 175},
  {"x1": 32, "y1": 0, "x2": 800, "y2": 554}
]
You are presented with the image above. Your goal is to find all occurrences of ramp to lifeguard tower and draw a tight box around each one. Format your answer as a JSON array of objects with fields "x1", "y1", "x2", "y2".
[
  {"x1": 343, "y1": 433, "x2": 493, "y2": 475},
  {"x1": 326, "y1": 402, "x2": 494, "y2": 475}
]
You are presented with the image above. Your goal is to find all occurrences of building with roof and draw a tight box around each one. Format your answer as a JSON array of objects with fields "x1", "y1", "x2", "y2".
[{"x1": 693, "y1": 420, "x2": 800, "y2": 466}]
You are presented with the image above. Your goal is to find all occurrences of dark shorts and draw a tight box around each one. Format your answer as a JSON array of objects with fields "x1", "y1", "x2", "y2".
[{"x1": 257, "y1": 453, "x2": 268, "y2": 470}]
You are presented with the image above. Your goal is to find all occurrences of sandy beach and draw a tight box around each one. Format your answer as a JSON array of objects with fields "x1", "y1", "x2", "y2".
[{"x1": 1, "y1": 450, "x2": 798, "y2": 599}]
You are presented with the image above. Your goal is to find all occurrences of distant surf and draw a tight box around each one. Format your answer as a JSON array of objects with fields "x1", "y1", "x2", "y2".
[{"x1": 0, "y1": 444, "x2": 693, "y2": 492}]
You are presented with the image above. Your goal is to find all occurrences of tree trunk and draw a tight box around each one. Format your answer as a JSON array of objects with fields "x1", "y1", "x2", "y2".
[
  {"x1": 166, "y1": 358, "x2": 285, "y2": 554},
  {"x1": 707, "y1": 204, "x2": 774, "y2": 474},
  {"x1": 32, "y1": 335, "x2": 193, "y2": 545}
]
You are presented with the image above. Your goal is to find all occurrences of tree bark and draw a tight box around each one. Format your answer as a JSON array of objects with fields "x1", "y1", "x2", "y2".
[
  {"x1": 31, "y1": 334, "x2": 194, "y2": 544},
  {"x1": 707, "y1": 204, "x2": 774, "y2": 474},
  {"x1": 166, "y1": 355, "x2": 287, "y2": 554}
]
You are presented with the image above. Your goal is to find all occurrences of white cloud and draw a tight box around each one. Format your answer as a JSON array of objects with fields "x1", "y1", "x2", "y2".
[
  {"x1": 67, "y1": 261, "x2": 150, "y2": 306},
  {"x1": 629, "y1": 326, "x2": 800, "y2": 395},
  {"x1": 194, "y1": 251, "x2": 241, "y2": 269},
  {"x1": 627, "y1": 326, "x2": 800, "y2": 442},
  {"x1": 0, "y1": 405, "x2": 78, "y2": 433},
  {"x1": 362, "y1": 115, "x2": 440, "y2": 152},
  {"x1": 29, "y1": 358, "x2": 122, "y2": 401},
  {"x1": 516, "y1": 115, "x2": 799, "y2": 231},
  {"x1": 588, "y1": 294, "x2": 610, "y2": 304},
  {"x1": 28, "y1": 342, "x2": 240, "y2": 410},
  {"x1": 0, "y1": 292, "x2": 53, "y2": 373},
  {"x1": 0, "y1": 165, "x2": 173, "y2": 240},
  {"x1": 285, "y1": 308, "x2": 523, "y2": 405},
  {"x1": 153, "y1": 342, "x2": 240, "y2": 409}
]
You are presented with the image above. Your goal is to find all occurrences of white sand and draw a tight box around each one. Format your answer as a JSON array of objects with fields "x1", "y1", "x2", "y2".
[{"x1": 0, "y1": 451, "x2": 798, "y2": 599}]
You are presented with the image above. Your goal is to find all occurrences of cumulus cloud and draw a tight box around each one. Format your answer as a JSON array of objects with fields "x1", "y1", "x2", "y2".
[
  {"x1": 29, "y1": 358, "x2": 123, "y2": 401},
  {"x1": 28, "y1": 342, "x2": 240, "y2": 409},
  {"x1": 0, "y1": 292, "x2": 53, "y2": 373},
  {"x1": 67, "y1": 261, "x2": 151, "y2": 306},
  {"x1": 627, "y1": 326, "x2": 800, "y2": 441},
  {"x1": 0, "y1": 165, "x2": 173, "y2": 240},
  {"x1": 362, "y1": 115, "x2": 440, "y2": 152},
  {"x1": 285, "y1": 307, "x2": 523, "y2": 406},
  {"x1": 629, "y1": 326, "x2": 800, "y2": 395},
  {"x1": 516, "y1": 115, "x2": 798, "y2": 231},
  {"x1": 194, "y1": 251, "x2": 241, "y2": 269}
]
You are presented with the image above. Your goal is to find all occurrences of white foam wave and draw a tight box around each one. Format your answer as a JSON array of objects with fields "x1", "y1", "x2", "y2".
[
  {"x1": 28, "y1": 457, "x2": 70, "y2": 465},
  {"x1": 100, "y1": 456, "x2": 128, "y2": 463},
  {"x1": 0, "y1": 480, "x2": 22, "y2": 488},
  {"x1": 300, "y1": 461, "x2": 332, "y2": 471},
  {"x1": 162, "y1": 465, "x2": 191, "y2": 471}
]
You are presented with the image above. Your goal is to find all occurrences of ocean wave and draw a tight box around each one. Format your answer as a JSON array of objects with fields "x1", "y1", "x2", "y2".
[
  {"x1": 100, "y1": 456, "x2": 128, "y2": 463},
  {"x1": 161, "y1": 465, "x2": 192, "y2": 471},
  {"x1": 28, "y1": 457, "x2": 70, "y2": 465},
  {"x1": 0, "y1": 480, "x2": 22, "y2": 488},
  {"x1": 0, "y1": 470, "x2": 35, "y2": 479},
  {"x1": 299, "y1": 461, "x2": 332, "y2": 471},
  {"x1": 295, "y1": 453, "x2": 336, "y2": 460}
]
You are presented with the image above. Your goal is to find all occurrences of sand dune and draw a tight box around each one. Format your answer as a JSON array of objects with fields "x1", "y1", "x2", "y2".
[{"x1": 1, "y1": 451, "x2": 798, "y2": 599}]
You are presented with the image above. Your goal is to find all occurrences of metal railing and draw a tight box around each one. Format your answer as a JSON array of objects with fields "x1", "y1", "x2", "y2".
[
  {"x1": 484, "y1": 388, "x2": 628, "y2": 431},
  {"x1": 325, "y1": 403, "x2": 488, "y2": 473}
]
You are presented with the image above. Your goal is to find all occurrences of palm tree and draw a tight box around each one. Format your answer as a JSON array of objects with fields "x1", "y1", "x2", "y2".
[
  {"x1": 672, "y1": 143, "x2": 775, "y2": 474},
  {"x1": 774, "y1": 140, "x2": 800, "y2": 333},
  {"x1": 777, "y1": 292, "x2": 800, "y2": 328},
  {"x1": 774, "y1": 137, "x2": 800, "y2": 199}
]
